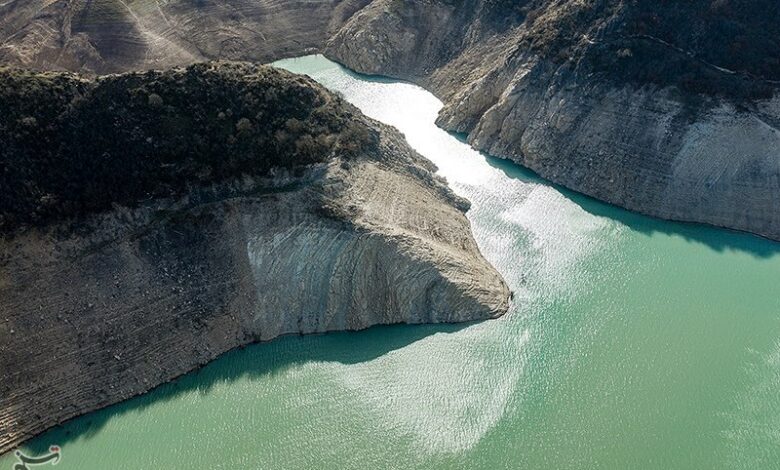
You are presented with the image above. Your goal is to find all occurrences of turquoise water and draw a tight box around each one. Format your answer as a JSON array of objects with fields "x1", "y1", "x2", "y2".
[{"x1": 3, "y1": 55, "x2": 780, "y2": 469}]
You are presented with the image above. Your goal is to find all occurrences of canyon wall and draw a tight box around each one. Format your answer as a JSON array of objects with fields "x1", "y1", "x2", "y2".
[
  {"x1": 0, "y1": 0, "x2": 370, "y2": 73},
  {"x1": 326, "y1": 0, "x2": 780, "y2": 240},
  {"x1": 0, "y1": 63, "x2": 509, "y2": 454},
  {"x1": 3, "y1": 0, "x2": 778, "y2": 238}
]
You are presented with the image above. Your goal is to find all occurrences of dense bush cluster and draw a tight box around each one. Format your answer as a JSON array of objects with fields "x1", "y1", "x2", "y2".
[
  {"x1": 517, "y1": 0, "x2": 779, "y2": 100},
  {"x1": 625, "y1": 0, "x2": 780, "y2": 82},
  {"x1": 0, "y1": 62, "x2": 377, "y2": 233}
]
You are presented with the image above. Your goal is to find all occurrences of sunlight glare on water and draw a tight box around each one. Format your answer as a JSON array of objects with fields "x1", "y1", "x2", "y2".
[{"x1": 4, "y1": 55, "x2": 780, "y2": 470}]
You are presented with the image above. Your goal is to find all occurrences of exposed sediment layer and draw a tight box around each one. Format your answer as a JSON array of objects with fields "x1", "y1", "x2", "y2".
[
  {"x1": 0, "y1": 63, "x2": 510, "y2": 454},
  {"x1": 2, "y1": 0, "x2": 778, "y2": 238},
  {"x1": 325, "y1": 0, "x2": 780, "y2": 240},
  {"x1": 0, "y1": 0, "x2": 370, "y2": 73}
]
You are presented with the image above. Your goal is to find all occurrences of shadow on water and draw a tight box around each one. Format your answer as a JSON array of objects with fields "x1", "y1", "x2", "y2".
[
  {"x1": 313, "y1": 58, "x2": 780, "y2": 259},
  {"x1": 286, "y1": 54, "x2": 780, "y2": 258},
  {"x1": 447, "y1": 132, "x2": 780, "y2": 259},
  {"x1": 21, "y1": 321, "x2": 467, "y2": 455},
  {"x1": 17, "y1": 56, "x2": 780, "y2": 458},
  {"x1": 340, "y1": 67, "x2": 409, "y2": 85}
]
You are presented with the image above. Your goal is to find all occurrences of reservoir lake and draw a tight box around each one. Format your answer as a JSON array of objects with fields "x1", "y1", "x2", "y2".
[{"x1": 3, "y1": 55, "x2": 780, "y2": 469}]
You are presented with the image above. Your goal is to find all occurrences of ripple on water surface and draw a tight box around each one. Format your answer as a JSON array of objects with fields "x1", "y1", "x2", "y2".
[{"x1": 4, "y1": 55, "x2": 780, "y2": 470}]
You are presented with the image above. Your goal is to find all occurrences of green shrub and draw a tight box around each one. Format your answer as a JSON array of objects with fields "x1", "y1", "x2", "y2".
[{"x1": 0, "y1": 62, "x2": 377, "y2": 233}]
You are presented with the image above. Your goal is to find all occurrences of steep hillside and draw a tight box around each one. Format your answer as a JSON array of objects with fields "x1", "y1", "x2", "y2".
[
  {"x1": 327, "y1": 0, "x2": 780, "y2": 240},
  {"x1": 0, "y1": 62, "x2": 510, "y2": 454},
  {"x1": 0, "y1": 62, "x2": 374, "y2": 232},
  {"x1": 0, "y1": 0, "x2": 370, "y2": 73}
]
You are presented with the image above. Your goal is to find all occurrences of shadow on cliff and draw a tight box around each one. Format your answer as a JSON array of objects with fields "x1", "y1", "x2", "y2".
[
  {"x1": 459, "y1": 134, "x2": 780, "y2": 259},
  {"x1": 23, "y1": 321, "x2": 468, "y2": 454}
]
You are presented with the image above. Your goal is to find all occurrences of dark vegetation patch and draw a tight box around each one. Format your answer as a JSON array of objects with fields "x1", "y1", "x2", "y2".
[
  {"x1": 477, "y1": 0, "x2": 533, "y2": 31},
  {"x1": 0, "y1": 62, "x2": 377, "y2": 234},
  {"x1": 518, "y1": 0, "x2": 780, "y2": 101}
]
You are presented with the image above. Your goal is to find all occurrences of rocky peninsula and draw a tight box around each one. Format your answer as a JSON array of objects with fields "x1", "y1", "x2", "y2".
[{"x1": 0, "y1": 62, "x2": 510, "y2": 454}]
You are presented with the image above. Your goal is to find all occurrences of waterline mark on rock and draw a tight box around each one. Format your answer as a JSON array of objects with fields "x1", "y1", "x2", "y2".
[{"x1": 11, "y1": 446, "x2": 60, "y2": 470}]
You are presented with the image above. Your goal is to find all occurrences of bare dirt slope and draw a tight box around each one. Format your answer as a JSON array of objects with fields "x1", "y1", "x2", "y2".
[{"x1": 0, "y1": 62, "x2": 510, "y2": 454}]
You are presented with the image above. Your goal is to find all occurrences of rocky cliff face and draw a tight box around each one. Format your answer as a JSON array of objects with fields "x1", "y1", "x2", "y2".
[
  {"x1": 0, "y1": 0, "x2": 370, "y2": 73},
  {"x1": 0, "y1": 63, "x2": 510, "y2": 454},
  {"x1": 326, "y1": 0, "x2": 780, "y2": 240},
  {"x1": 3, "y1": 0, "x2": 776, "y2": 239}
]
